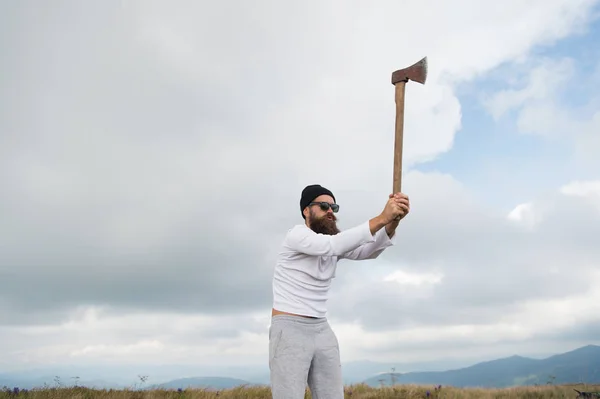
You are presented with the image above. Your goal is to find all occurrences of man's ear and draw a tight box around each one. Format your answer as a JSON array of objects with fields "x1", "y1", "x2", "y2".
[{"x1": 302, "y1": 207, "x2": 309, "y2": 220}]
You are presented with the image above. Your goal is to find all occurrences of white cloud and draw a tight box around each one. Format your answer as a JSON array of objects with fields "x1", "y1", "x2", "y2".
[
  {"x1": 383, "y1": 269, "x2": 444, "y2": 286},
  {"x1": 481, "y1": 55, "x2": 600, "y2": 168},
  {"x1": 507, "y1": 202, "x2": 547, "y2": 229},
  {"x1": 508, "y1": 202, "x2": 536, "y2": 222},
  {"x1": 561, "y1": 180, "x2": 600, "y2": 198},
  {"x1": 484, "y1": 58, "x2": 575, "y2": 124},
  {"x1": 3, "y1": 307, "x2": 271, "y2": 368},
  {"x1": 508, "y1": 179, "x2": 600, "y2": 229},
  {"x1": 70, "y1": 340, "x2": 165, "y2": 358}
]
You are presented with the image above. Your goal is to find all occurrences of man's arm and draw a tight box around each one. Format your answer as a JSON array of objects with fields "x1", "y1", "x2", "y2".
[
  {"x1": 340, "y1": 193, "x2": 409, "y2": 260},
  {"x1": 385, "y1": 218, "x2": 400, "y2": 238},
  {"x1": 284, "y1": 197, "x2": 399, "y2": 257},
  {"x1": 369, "y1": 214, "x2": 388, "y2": 236},
  {"x1": 338, "y1": 227, "x2": 395, "y2": 260},
  {"x1": 285, "y1": 217, "x2": 384, "y2": 257}
]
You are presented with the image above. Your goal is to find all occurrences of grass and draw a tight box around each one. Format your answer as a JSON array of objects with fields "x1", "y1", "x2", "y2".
[{"x1": 2, "y1": 383, "x2": 600, "y2": 399}]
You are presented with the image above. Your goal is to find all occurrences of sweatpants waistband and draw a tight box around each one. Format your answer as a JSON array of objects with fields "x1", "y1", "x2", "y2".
[{"x1": 271, "y1": 314, "x2": 328, "y2": 325}]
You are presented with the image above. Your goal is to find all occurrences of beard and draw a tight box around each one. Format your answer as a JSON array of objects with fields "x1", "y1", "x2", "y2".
[{"x1": 308, "y1": 210, "x2": 340, "y2": 235}]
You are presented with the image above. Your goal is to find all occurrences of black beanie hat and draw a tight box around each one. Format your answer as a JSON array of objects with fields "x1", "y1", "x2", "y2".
[{"x1": 300, "y1": 184, "x2": 335, "y2": 219}]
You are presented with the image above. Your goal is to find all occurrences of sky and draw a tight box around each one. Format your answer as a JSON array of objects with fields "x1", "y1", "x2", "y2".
[{"x1": 1, "y1": 0, "x2": 600, "y2": 384}]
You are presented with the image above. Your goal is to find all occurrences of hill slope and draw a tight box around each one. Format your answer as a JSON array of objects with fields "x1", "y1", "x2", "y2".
[{"x1": 364, "y1": 345, "x2": 600, "y2": 388}]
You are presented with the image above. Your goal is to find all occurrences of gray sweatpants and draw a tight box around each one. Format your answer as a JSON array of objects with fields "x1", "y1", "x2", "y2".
[{"x1": 269, "y1": 314, "x2": 344, "y2": 399}]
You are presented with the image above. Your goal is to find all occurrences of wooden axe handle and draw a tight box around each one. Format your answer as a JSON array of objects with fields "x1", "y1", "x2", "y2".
[{"x1": 393, "y1": 80, "x2": 406, "y2": 194}]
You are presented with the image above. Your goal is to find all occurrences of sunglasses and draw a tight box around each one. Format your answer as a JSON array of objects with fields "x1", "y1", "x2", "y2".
[{"x1": 309, "y1": 202, "x2": 339, "y2": 213}]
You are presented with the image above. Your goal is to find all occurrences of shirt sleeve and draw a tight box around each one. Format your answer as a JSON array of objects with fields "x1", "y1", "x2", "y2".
[
  {"x1": 283, "y1": 221, "x2": 376, "y2": 256},
  {"x1": 338, "y1": 227, "x2": 395, "y2": 260}
]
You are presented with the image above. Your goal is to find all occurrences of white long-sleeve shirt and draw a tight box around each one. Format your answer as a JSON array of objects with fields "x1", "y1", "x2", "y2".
[{"x1": 272, "y1": 221, "x2": 395, "y2": 318}]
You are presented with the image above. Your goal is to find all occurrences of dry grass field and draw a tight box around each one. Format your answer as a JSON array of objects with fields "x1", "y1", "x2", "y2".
[{"x1": 2, "y1": 383, "x2": 600, "y2": 399}]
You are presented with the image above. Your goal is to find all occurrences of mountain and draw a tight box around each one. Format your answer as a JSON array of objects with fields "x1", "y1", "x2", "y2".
[
  {"x1": 150, "y1": 377, "x2": 254, "y2": 390},
  {"x1": 364, "y1": 345, "x2": 600, "y2": 388},
  {"x1": 340, "y1": 358, "x2": 474, "y2": 385}
]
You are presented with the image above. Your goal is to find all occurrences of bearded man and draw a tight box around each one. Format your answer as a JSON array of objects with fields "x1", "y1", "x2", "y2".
[{"x1": 269, "y1": 184, "x2": 410, "y2": 399}]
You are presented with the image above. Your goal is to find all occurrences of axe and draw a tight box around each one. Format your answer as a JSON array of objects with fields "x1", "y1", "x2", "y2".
[{"x1": 391, "y1": 57, "x2": 428, "y2": 195}]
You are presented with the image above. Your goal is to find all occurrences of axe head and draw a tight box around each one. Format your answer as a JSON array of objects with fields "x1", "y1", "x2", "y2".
[{"x1": 391, "y1": 56, "x2": 428, "y2": 85}]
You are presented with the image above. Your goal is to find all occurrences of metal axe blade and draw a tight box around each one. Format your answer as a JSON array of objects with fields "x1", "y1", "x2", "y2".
[
  {"x1": 391, "y1": 56, "x2": 428, "y2": 195},
  {"x1": 392, "y1": 57, "x2": 428, "y2": 85}
]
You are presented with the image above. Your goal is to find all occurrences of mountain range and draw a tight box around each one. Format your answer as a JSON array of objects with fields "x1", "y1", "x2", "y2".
[
  {"x1": 364, "y1": 344, "x2": 600, "y2": 388},
  {"x1": 1, "y1": 344, "x2": 598, "y2": 390}
]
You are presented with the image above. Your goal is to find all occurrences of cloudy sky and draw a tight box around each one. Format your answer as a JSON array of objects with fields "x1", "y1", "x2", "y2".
[{"x1": 2, "y1": 0, "x2": 600, "y2": 382}]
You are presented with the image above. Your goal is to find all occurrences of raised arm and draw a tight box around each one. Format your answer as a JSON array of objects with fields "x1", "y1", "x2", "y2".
[
  {"x1": 284, "y1": 216, "x2": 382, "y2": 256},
  {"x1": 339, "y1": 227, "x2": 395, "y2": 260},
  {"x1": 284, "y1": 197, "x2": 402, "y2": 256},
  {"x1": 339, "y1": 193, "x2": 409, "y2": 260}
]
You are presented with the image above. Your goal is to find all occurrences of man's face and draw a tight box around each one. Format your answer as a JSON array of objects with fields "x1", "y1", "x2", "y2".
[{"x1": 306, "y1": 194, "x2": 340, "y2": 235}]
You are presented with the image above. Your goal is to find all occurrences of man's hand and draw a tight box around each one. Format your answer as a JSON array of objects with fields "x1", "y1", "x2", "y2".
[
  {"x1": 375, "y1": 192, "x2": 410, "y2": 237},
  {"x1": 385, "y1": 192, "x2": 409, "y2": 238},
  {"x1": 390, "y1": 192, "x2": 409, "y2": 219},
  {"x1": 380, "y1": 196, "x2": 402, "y2": 224}
]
